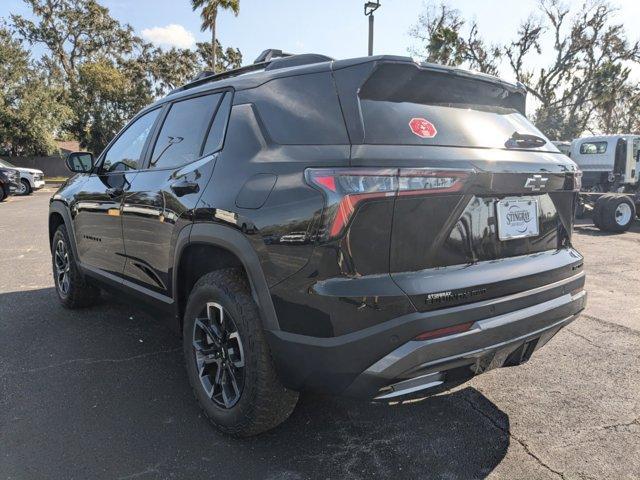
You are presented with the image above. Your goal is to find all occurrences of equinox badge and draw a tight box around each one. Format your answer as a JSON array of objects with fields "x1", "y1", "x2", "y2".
[{"x1": 524, "y1": 174, "x2": 548, "y2": 191}]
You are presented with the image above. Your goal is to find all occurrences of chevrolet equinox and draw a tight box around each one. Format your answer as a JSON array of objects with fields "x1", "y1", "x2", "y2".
[{"x1": 49, "y1": 50, "x2": 586, "y2": 436}]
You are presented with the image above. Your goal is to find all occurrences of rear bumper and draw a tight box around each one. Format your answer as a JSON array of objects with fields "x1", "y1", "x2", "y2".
[{"x1": 266, "y1": 272, "x2": 586, "y2": 398}]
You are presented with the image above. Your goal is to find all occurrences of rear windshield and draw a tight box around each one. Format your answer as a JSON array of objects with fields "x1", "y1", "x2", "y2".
[{"x1": 359, "y1": 63, "x2": 556, "y2": 152}]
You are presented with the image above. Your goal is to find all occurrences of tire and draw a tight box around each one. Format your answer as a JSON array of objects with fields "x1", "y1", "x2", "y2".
[
  {"x1": 52, "y1": 224, "x2": 101, "y2": 308},
  {"x1": 18, "y1": 178, "x2": 31, "y2": 195},
  {"x1": 599, "y1": 195, "x2": 635, "y2": 232},
  {"x1": 183, "y1": 269, "x2": 298, "y2": 437},
  {"x1": 592, "y1": 193, "x2": 615, "y2": 229},
  {"x1": 0, "y1": 185, "x2": 6, "y2": 202}
]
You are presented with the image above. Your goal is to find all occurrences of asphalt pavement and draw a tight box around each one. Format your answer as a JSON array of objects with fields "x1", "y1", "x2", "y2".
[{"x1": 1, "y1": 189, "x2": 638, "y2": 479}]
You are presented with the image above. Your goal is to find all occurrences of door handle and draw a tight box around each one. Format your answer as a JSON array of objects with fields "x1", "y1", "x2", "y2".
[
  {"x1": 106, "y1": 187, "x2": 124, "y2": 197},
  {"x1": 170, "y1": 179, "x2": 199, "y2": 197}
]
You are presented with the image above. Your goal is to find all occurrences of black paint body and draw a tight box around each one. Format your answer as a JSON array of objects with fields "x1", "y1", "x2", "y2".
[{"x1": 49, "y1": 55, "x2": 586, "y2": 398}]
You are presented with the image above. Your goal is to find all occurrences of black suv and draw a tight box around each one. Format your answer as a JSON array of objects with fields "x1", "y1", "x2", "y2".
[
  {"x1": 0, "y1": 166, "x2": 20, "y2": 201},
  {"x1": 49, "y1": 51, "x2": 586, "y2": 436}
]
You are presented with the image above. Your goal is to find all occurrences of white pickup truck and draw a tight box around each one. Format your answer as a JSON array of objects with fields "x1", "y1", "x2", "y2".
[{"x1": 0, "y1": 159, "x2": 45, "y2": 195}]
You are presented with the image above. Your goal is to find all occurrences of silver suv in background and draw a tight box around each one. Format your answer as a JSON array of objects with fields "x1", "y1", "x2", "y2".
[{"x1": 0, "y1": 159, "x2": 45, "y2": 195}]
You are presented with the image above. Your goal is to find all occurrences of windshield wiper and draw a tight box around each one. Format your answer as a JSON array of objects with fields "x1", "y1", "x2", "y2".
[{"x1": 505, "y1": 132, "x2": 547, "y2": 149}]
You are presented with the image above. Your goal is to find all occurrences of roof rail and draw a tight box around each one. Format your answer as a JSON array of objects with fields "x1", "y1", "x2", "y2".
[
  {"x1": 169, "y1": 62, "x2": 269, "y2": 95},
  {"x1": 253, "y1": 49, "x2": 293, "y2": 64},
  {"x1": 168, "y1": 49, "x2": 329, "y2": 95}
]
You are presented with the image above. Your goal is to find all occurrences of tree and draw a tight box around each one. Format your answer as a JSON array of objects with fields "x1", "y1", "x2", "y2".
[
  {"x1": 505, "y1": 0, "x2": 640, "y2": 139},
  {"x1": 409, "y1": 0, "x2": 640, "y2": 138},
  {"x1": 409, "y1": 3, "x2": 499, "y2": 74},
  {"x1": 0, "y1": 27, "x2": 70, "y2": 156},
  {"x1": 10, "y1": 0, "x2": 243, "y2": 154},
  {"x1": 191, "y1": 0, "x2": 240, "y2": 71}
]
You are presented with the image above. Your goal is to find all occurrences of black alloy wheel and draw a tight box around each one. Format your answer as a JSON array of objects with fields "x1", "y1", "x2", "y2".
[
  {"x1": 54, "y1": 237, "x2": 71, "y2": 296},
  {"x1": 192, "y1": 301, "x2": 245, "y2": 409}
]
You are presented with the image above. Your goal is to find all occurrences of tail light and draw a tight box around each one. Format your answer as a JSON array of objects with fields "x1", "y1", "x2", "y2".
[{"x1": 305, "y1": 168, "x2": 471, "y2": 240}]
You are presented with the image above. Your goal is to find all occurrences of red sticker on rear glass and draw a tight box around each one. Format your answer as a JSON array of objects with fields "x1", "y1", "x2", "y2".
[{"x1": 409, "y1": 118, "x2": 437, "y2": 138}]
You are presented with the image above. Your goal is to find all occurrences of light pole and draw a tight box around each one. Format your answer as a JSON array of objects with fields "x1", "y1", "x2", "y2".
[{"x1": 364, "y1": 1, "x2": 381, "y2": 56}]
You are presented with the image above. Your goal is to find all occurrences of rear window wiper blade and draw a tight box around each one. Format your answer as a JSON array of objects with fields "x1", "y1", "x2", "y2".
[{"x1": 505, "y1": 132, "x2": 547, "y2": 149}]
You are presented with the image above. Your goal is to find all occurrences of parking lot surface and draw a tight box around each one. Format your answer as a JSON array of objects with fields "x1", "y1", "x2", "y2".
[{"x1": 1, "y1": 189, "x2": 639, "y2": 480}]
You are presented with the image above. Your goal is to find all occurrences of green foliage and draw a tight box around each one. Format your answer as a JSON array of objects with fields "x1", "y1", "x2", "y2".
[
  {"x1": 409, "y1": 3, "x2": 499, "y2": 75},
  {"x1": 191, "y1": 0, "x2": 240, "y2": 71},
  {"x1": 0, "y1": 28, "x2": 70, "y2": 155},
  {"x1": 7, "y1": 0, "x2": 243, "y2": 155}
]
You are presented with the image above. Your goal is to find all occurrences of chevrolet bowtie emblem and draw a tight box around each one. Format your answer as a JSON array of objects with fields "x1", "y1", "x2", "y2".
[{"x1": 524, "y1": 175, "x2": 548, "y2": 191}]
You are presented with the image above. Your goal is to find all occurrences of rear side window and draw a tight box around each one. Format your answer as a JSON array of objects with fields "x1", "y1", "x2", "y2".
[
  {"x1": 579, "y1": 141, "x2": 607, "y2": 154},
  {"x1": 358, "y1": 63, "x2": 556, "y2": 152},
  {"x1": 203, "y1": 92, "x2": 232, "y2": 155},
  {"x1": 150, "y1": 93, "x2": 222, "y2": 170},
  {"x1": 248, "y1": 72, "x2": 349, "y2": 145}
]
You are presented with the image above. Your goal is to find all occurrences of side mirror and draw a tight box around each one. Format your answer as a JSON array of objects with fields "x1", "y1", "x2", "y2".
[{"x1": 66, "y1": 151, "x2": 94, "y2": 173}]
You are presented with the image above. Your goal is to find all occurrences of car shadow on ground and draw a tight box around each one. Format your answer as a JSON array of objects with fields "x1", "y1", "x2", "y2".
[{"x1": 1, "y1": 287, "x2": 510, "y2": 480}]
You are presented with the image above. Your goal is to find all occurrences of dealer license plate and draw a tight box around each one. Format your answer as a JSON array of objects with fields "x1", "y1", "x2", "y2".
[{"x1": 496, "y1": 197, "x2": 539, "y2": 241}]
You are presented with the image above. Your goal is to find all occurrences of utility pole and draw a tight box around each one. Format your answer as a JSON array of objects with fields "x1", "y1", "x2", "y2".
[{"x1": 364, "y1": 1, "x2": 381, "y2": 56}]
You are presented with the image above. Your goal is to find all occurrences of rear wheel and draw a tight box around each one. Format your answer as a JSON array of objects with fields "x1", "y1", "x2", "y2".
[
  {"x1": 52, "y1": 225, "x2": 101, "y2": 308},
  {"x1": 592, "y1": 193, "x2": 615, "y2": 229},
  {"x1": 183, "y1": 269, "x2": 298, "y2": 437},
  {"x1": 596, "y1": 195, "x2": 635, "y2": 232},
  {"x1": 17, "y1": 179, "x2": 31, "y2": 195},
  {"x1": 0, "y1": 185, "x2": 6, "y2": 202}
]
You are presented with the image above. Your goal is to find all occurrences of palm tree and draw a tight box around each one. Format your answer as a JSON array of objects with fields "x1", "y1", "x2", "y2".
[{"x1": 191, "y1": 0, "x2": 240, "y2": 72}]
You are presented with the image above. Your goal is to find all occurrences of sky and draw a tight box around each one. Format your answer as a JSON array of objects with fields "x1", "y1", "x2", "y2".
[{"x1": 3, "y1": 0, "x2": 640, "y2": 83}]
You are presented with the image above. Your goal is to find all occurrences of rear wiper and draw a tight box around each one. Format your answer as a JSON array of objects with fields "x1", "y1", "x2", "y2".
[{"x1": 505, "y1": 132, "x2": 547, "y2": 149}]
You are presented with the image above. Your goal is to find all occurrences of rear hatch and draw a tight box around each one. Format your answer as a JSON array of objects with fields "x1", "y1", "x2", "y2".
[{"x1": 326, "y1": 58, "x2": 582, "y2": 311}]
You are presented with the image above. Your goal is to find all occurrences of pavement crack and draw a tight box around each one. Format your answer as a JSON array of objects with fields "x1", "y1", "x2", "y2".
[
  {"x1": 564, "y1": 328, "x2": 638, "y2": 357},
  {"x1": 1, "y1": 347, "x2": 181, "y2": 378},
  {"x1": 579, "y1": 314, "x2": 640, "y2": 338},
  {"x1": 117, "y1": 463, "x2": 162, "y2": 479},
  {"x1": 601, "y1": 417, "x2": 639, "y2": 432},
  {"x1": 462, "y1": 393, "x2": 567, "y2": 480}
]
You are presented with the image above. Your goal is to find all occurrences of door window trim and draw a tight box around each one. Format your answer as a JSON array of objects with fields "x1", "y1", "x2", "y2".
[{"x1": 138, "y1": 87, "x2": 234, "y2": 173}]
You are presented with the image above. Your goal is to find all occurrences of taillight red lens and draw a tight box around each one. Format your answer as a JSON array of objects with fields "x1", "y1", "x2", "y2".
[
  {"x1": 305, "y1": 168, "x2": 471, "y2": 240},
  {"x1": 413, "y1": 321, "x2": 474, "y2": 341}
]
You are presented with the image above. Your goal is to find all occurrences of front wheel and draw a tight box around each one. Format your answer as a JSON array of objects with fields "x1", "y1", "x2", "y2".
[
  {"x1": 52, "y1": 225, "x2": 101, "y2": 308},
  {"x1": 17, "y1": 178, "x2": 31, "y2": 195},
  {"x1": 183, "y1": 269, "x2": 298, "y2": 437}
]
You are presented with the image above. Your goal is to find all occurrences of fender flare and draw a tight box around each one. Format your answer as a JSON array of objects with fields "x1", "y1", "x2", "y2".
[
  {"x1": 173, "y1": 222, "x2": 280, "y2": 331},
  {"x1": 49, "y1": 200, "x2": 80, "y2": 260}
]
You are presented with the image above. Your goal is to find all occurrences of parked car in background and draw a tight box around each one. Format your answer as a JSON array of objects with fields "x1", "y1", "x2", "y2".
[
  {"x1": 0, "y1": 159, "x2": 45, "y2": 195},
  {"x1": 0, "y1": 166, "x2": 21, "y2": 201},
  {"x1": 49, "y1": 51, "x2": 586, "y2": 436}
]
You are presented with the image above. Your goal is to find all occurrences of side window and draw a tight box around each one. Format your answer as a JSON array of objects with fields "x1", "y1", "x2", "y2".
[
  {"x1": 203, "y1": 92, "x2": 232, "y2": 155},
  {"x1": 102, "y1": 108, "x2": 160, "y2": 173},
  {"x1": 150, "y1": 93, "x2": 222, "y2": 170},
  {"x1": 579, "y1": 141, "x2": 607, "y2": 155}
]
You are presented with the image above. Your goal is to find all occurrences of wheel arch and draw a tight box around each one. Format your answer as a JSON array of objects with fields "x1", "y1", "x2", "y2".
[
  {"x1": 173, "y1": 223, "x2": 280, "y2": 332},
  {"x1": 48, "y1": 202, "x2": 79, "y2": 259}
]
